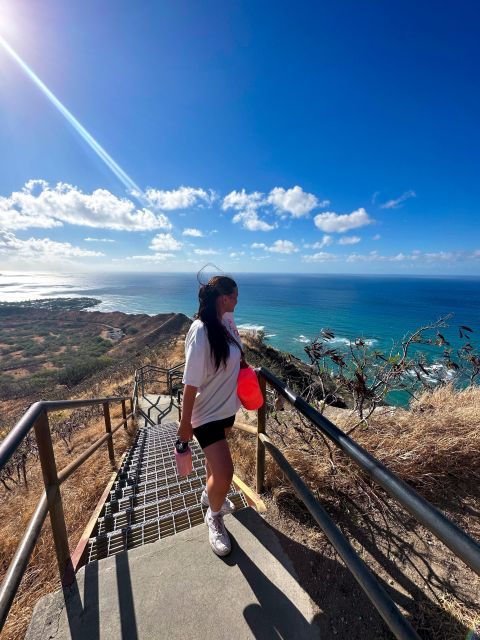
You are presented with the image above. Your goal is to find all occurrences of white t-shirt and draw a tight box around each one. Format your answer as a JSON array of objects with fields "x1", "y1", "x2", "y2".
[{"x1": 182, "y1": 313, "x2": 242, "y2": 428}]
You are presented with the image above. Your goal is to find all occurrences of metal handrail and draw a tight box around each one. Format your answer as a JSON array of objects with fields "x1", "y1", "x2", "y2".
[
  {"x1": 134, "y1": 363, "x2": 185, "y2": 426},
  {"x1": 259, "y1": 433, "x2": 420, "y2": 640},
  {"x1": 0, "y1": 397, "x2": 127, "y2": 470},
  {"x1": 256, "y1": 367, "x2": 480, "y2": 576},
  {"x1": 0, "y1": 394, "x2": 134, "y2": 631},
  {"x1": 132, "y1": 376, "x2": 139, "y2": 416},
  {"x1": 253, "y1": 368, "x2": 480, "y2": 638}
]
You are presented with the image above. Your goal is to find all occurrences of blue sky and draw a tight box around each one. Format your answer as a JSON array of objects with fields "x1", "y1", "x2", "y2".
[{"x1": 0, "y1": 0, "x2": 479, "y2": 275}]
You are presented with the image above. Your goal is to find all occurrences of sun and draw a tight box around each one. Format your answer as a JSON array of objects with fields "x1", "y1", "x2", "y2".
[{"x1": 0, "y1": 1, "x2": 19, "y2": 42}]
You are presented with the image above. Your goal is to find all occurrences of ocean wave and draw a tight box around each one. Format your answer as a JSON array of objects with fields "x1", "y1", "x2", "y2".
[
  {"x1": 328, "y1": 337, "x2": 350, "y2": 346},
  {"x1": 264, "y1": 333, "x2": 276, "y2": 339},
  {"x1": 405, "y1": 362, "x2": 456, "y2": 384},
  {"x1": 238, "y1": 323, "x2": 265, "y2": 334},
  {"x1": 327, "y1": 336, "x2": 378, "y2": 347},
  {"x1": 294, "y1": 335, "x2": 310, "y2": 343}
]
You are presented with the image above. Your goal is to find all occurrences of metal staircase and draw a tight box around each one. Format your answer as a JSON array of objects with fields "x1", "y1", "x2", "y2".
[{"x1": 84, "y1": 401, "x2": 248, "y2": 564}]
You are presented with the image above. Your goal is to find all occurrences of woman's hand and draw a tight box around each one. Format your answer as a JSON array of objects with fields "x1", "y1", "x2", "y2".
[{"x1": 177, "y1": 418, "x2": 193, "y2": 442}]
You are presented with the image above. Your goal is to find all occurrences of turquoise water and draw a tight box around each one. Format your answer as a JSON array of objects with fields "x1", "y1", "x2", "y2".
[{"x1": 1, "y1": 271, "x2": 479, "y2": 395}]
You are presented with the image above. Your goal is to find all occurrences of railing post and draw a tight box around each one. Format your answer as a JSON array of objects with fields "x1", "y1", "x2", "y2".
[
  {"x1": 33, "y1": 411, "x2": 71, "y2": 580},
  {"x1": 121, "y1": 400, "x2": 127, "y2": 430},
  {"x1": 256, "y1": 373, "x2": 267, "y2": 493},
  {"x1": 130, "y1": 396, "x2": 135, "y2": 426},
  {"x1": 103, "y1": 403, "x2": 116, "y2": 469}
]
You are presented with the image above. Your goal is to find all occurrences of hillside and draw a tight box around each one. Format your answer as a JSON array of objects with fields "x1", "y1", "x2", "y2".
[
  {"x1": 0, "y1": 299, "x2": 191, "y2": 428},
  {"x1": 0, "y1": 305, "x2": 479, "y2": 639}
]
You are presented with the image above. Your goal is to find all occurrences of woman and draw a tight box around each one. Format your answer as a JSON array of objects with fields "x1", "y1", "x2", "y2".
[{"x1": 178, "y1": 275, "x2": 242, "y2": 556}]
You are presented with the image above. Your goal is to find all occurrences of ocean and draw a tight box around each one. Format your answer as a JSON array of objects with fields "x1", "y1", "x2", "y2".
[{"x1": 1, "y1": 271, "x2": 479, "y2": 397}]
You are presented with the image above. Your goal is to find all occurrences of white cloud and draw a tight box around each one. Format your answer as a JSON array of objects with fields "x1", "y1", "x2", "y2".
[
  {"x1": 224, "y1": 185, "x2": 327, "y2": 230},
  {"x1": 125, "y1": 253, "x2": 175, "y2": 262},
  {"x1": 380, "y1": 190, "x2": 416, "y2": 210},
  {"x1": 301, "y1": 252, "x2": 337, "y2": 263},
  {"x1": 194, "y1": 248, "x2": 219, "y2": 256},
  {"x1": 222, "y1": 189, "x2": 265, "y2": 212},
  {"x1": 250, "y1": 240, "x2": 298, "y2": 254},
  {"x1": 346, "y1": 250, "x2": 472, "y2": 263},
  {"x1": 232, "y1": 210, "x2": 275, "y2": 231},
  {"x1": 223, "y1": 189, "x2": 275, "y2": 232},
  {"x1": 145, "y1": 186, "x2": 215, "y2": 210},
  {"x1": 372, "y1": 234, "x2": 381, "y2": 241},
  {"x1": 182, "y1": 228, "x2": 204, "y2": 237},
  {"x1": 149, "y1": 233, "x2": 183, "y2": 251},
  {"x1": 266, "y1": 240, "x2": 298, "y2": 254},
  {"x1": 229, "y1": 251, "x2": 245, "y2": 258},
  {"x1": 0, "y1": 229, "x2": 104, "y2": 261},
  {"x1": 0, "y1": 181, "x2": 173, "y2": 231},
  {"x1": 314, "y1": 208, "x2": 373, "y2": 233},
  {"x1": 338, "y1": 235, "x2": 361, "y2": 245},
  {"x1": 304, "y1": 235, "x2": 332, "y2": 249},
  {"x1": 0, "y1": 204, "x2": 62, "y2": 230},
  {"x1": 267, "y1": 186, "x2": 320, "y2": 217},
  {"x1": 84, "y1": 237, "x2": 115, "y2": 243}
]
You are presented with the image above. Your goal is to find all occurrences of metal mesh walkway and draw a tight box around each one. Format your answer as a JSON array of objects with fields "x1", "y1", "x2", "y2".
[{"x1": 86, "y1": 413, "x2": 247, "y2": 564}]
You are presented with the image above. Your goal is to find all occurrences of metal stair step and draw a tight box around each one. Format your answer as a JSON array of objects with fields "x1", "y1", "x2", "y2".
[
  {"x1": 97, "y1": 487, "x2": 206, "y2": 535},
  {"x1": 88, "y1": 492, "x2": 249, "y2": 563},
  {"x1": 97, "y1": 486, "x2": 244, "y2": 534},
  {"x1": 119, "y1": 457, "x2": 204, "y2": 480},
  {"x1": 110, "y1": 466, "x2": 207, "y2": 499},
  {"x1": 82, "y1": 407, "x2": 250, "y2": 565},
  {"x1": 121, "y1": 447, "x2": 204, "y2": 471},
  {"x1": 118, "y1": 457, "x2": 205, "y2": 483},
  {"x1": 87, "y1": 504, "x2": 208, "y2": 563},
  {"x1": 102, "y1": 476, "x2": 207, "y2": 516}
]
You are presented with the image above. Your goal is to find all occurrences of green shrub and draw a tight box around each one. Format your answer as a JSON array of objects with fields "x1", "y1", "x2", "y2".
[
  {"x1": 56, "y1": 356, "x2": 112, "y2": 387},
  {"x1": 125, "y1": 326, "x2": 139, "y2": 335}
]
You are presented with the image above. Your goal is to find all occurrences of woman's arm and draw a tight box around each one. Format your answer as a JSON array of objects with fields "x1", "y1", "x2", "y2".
[{"x1": 177, "y1": 384, "x2": 197, "y2": 441}]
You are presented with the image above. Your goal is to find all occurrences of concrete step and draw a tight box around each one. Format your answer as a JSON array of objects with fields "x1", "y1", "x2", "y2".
[{"x1": 27, "y1": 508, "x2": 319, "y2": 640}]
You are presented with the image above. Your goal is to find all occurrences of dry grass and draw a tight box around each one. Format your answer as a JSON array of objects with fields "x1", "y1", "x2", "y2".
[
  {"x1": 0, "y1": 337, "x2": 187, "y2": 640},
  {"x1": 251, "y1": 384, "x2": 480, "y2": 510},
  {"x1": 231, "y1": 384, "x2": 480, "y2": 639},
  {"x1": 3, "y1": 331, "x2": 478, "y2": 639},
  {"x1": 0, "y1": 403, "x2": 136, "y2": 640}
]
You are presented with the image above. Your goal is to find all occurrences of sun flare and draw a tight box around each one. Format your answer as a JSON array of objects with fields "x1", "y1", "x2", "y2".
[{"x1": 0, "y1": 2, "x2": 18, "y2": 40}]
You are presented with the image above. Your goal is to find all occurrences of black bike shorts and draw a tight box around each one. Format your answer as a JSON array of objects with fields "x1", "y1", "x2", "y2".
[{"x1": 193, "y1": 415, "x2": 235, "y2": 449}]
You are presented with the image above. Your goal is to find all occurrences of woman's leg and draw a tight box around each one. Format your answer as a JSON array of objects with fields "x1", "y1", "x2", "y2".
[
  {"x1": 203, "y1": 439, "x2": 234, "y2": 512},
  {"x1": 205, "y1": 427, "x2": 233, "y2": 486}
]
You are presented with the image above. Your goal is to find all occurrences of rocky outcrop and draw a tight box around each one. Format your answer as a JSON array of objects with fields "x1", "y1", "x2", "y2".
[{"x1": 241, "y1": 335, "x2": 348, "y2": 408}]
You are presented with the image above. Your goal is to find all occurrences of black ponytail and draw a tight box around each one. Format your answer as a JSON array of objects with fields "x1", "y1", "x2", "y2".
[{"x1": 195, "y1": 275, "x2": 237, "y2": 370}]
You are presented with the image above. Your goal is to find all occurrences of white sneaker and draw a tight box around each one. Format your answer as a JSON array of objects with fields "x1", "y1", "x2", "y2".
[
  {"x1": 205, "y1": 508, "x2": 231, "y2": 556},
  {"x1": 201, "y1": 489, "x2": 235, "y2": 515}
]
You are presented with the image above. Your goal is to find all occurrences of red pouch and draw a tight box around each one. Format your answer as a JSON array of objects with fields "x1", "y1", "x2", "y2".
[{"x1": 237, "y1": 366, "x2": 264, "y2": 410}]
